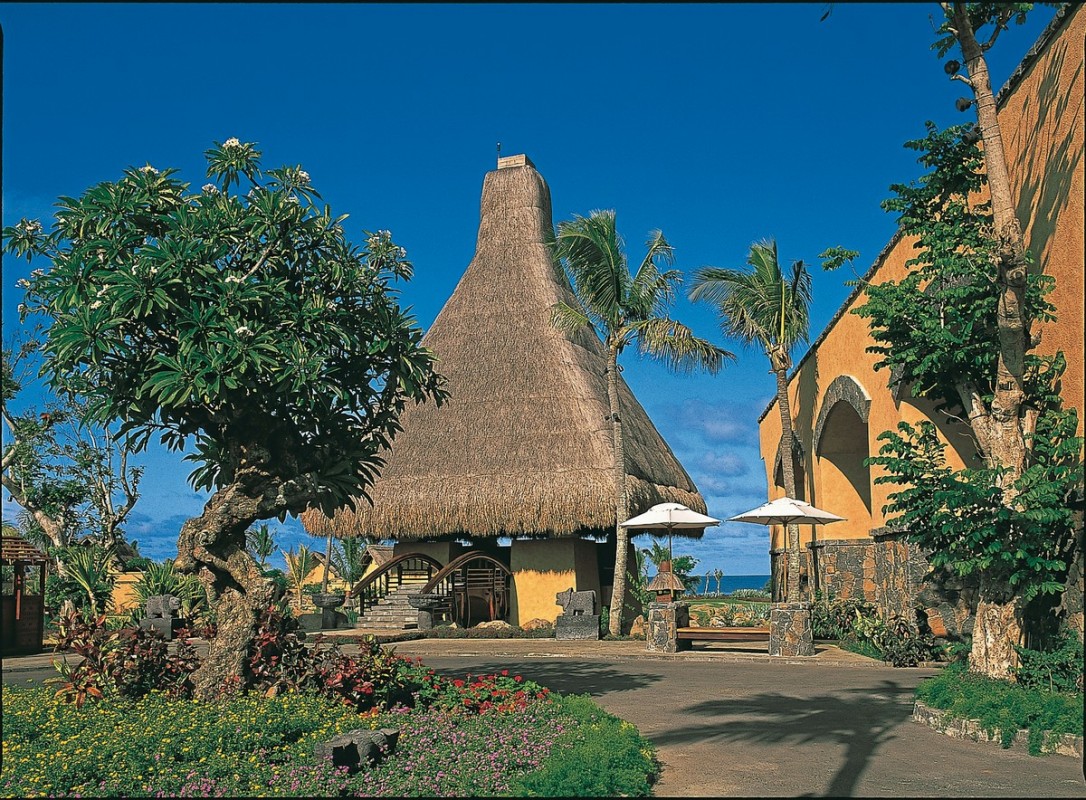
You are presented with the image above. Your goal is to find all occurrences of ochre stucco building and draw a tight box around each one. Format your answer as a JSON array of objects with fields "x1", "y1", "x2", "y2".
[{"x1": 757, "y1": 6, "x2": 1083, "y2": 639}]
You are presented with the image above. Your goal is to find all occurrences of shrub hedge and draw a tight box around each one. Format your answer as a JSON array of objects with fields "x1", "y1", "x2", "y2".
[{"x1": 915, "y1": 661, "x2": 1083, "y2": 755}]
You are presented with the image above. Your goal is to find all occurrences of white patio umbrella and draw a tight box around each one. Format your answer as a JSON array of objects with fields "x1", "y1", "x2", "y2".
[
  {"x1": 727, "y1": 497, "x2": 845, "y2": 526},
  {"x1": 620, "y1": 502, "x2": 721, "y2": 563}
]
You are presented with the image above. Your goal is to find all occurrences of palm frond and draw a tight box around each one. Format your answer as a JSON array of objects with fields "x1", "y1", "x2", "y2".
[
  {"x1": 630, "y1": 317, "x2": 735, "y2": 375},
  {"x1": 549, "y1": 300, "x2": 593, "y2": 338},
  {"x1": 554, "y1": 211, "x2": 628, "y2": 325},
  {"x1": 689, "y1": 237, "x2": 811, "y2": 356}
]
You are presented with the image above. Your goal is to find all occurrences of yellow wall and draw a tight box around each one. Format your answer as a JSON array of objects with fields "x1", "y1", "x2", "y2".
[
  {"x1": 759, "y1": 8, "x2": 1084, "y2": 558},
  {"x1": 509, "y1": 538, "x2": 600, "y2": 625},
  {"x1": 110, "y1": 572, "x2": 142, "y2": 613}
]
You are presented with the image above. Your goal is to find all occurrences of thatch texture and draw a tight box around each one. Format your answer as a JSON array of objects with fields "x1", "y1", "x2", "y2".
[{"x1": 301, "y1": 157, "x2": 705, "y2": 541}]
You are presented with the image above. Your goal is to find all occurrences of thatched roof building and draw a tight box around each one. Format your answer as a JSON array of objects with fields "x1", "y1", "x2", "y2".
[{"x1": 302, "y1": 154, "x2": 704, "y2": 541}]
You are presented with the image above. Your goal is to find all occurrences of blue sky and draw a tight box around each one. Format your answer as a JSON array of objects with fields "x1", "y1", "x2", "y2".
[{"x1": 1, "y1": 3, "x2": 1058, "y2": 575}]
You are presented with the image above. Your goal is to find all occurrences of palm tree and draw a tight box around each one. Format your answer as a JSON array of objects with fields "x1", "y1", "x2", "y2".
[
  {"x1": 689, "y1": 239, "x2": 812, "y2": 602},
  {"x1": 284, "y1": 545, "x2": 315, "y2": 612},
  {"x1": 246, "y1": 524, "x2": 277, "y2": 569},
  {"x1": 714, "y1": 567, "x2": 724, "y2": 596},
  {"x1": 551, "y1": 210, "x2": 734, "y2": 636}
]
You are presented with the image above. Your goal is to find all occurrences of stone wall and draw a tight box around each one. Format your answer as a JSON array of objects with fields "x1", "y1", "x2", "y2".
[
  {"x1": 807, "y1": 530, "x2": 978, "y2": 643},
  {"x1": 809, "y1": 538, "x2": 874, "y2": 600}
]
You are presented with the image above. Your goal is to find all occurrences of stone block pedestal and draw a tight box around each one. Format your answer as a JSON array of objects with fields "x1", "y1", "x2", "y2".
[
  {"x1": 769, "y1": 602, "x2": 814, "y2": 656},
  {"x1": 555, "y1": 614, "x2": 600, "y2": 640},
  {"x1": 646, "y1": 602, "x2": 689, "y2": 653}
]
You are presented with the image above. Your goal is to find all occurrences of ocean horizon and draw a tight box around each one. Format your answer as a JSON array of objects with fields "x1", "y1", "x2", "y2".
[{"x1": 650, "y1": 573, "x2": 771, "y2": 595}]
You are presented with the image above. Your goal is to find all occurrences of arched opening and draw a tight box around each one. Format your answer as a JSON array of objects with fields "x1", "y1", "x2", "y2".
[{"x1": 816, "y1": 401, "x2": 872, "y2": 525}]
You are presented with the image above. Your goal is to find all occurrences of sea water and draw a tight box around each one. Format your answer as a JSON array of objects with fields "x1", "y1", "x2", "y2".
[{"x1": 653, "y1": 574, "x2": 771, "y2": 595}]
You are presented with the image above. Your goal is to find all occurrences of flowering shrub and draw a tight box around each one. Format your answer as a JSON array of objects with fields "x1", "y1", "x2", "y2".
[
  {"x1": 47, "y1": 608, "x2": 199, "y2": 706},
  {"x1": 246, "y1": 606, "x2": 428, "y2": 712},
  {"x1": 431, "y1": 670, "x2": 550, "y2": 715}
]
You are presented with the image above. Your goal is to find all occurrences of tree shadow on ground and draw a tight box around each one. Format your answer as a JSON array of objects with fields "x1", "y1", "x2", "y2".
[
  {"x1": 421, "y1": 658, "x2": 661, "y2": 696},
  {"x1": 655, "y1": 681, "x2": 917, "y2": 798}
]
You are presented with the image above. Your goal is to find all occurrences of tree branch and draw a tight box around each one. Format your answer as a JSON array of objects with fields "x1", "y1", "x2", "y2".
[{"x1": 951, "y1": 73, "x2": 975, "y2": 90}]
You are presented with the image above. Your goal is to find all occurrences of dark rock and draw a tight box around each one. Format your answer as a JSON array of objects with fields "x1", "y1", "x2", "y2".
[{"x1": 313, "y1": 727, "x2": 400, "y2": 774}]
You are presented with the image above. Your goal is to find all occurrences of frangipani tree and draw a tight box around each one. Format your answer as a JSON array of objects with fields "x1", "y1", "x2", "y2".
[{"x1": 3, "y1": 139, "x2": 447, "y2": 698}]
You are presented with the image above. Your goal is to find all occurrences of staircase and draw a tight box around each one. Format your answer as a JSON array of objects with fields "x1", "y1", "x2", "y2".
[{"x1": 353, "y1": 574, "x2": 429, "y2": 631}]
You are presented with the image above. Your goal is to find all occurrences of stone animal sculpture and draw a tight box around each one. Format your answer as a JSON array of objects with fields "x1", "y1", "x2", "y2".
[
  {"x1": 139, "y1": 594, "x2": 183, "y2": 640},
  {"x1": 145, "y1": 594, "x2": 182, "y2": 619},
  {"x1": 555, "y1": 587, "x2": 595, "y2": 616}
]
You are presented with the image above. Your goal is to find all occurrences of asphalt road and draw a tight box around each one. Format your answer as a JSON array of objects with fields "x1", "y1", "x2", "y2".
[{"x1": 5, "y1": 641, "x2": 1084, "y2": 797}]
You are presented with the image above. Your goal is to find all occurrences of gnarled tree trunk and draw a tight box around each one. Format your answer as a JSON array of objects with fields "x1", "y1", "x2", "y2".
[{"x1": 174, "y1": 447, "x2": 314, "y2": 700}]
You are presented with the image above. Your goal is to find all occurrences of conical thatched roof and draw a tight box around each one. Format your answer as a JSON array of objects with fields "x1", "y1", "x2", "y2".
[{"x1": 301, "y1": 155, "x2": 705, "y2": 541}]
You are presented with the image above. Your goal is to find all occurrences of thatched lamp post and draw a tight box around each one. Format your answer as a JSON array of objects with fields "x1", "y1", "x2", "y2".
[{"x1": 646, "y1": 561, "x2": 686, "y2": 604}]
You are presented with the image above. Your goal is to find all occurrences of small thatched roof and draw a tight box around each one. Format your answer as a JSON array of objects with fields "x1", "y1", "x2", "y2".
[{"x1": 301, "y1": 155, "x2": 704, "y2": 541}]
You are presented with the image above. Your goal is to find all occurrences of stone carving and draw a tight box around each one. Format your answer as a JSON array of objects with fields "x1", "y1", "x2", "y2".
[
  {"x1": 313, "y1": 728, "x2": 399, "y2": 774},
  {"x1": 555, "y1": 587, "x2": 595, "y2": 616},
  {"x1": 139, "y1": 594, "x2": 182, "y2": 640}
]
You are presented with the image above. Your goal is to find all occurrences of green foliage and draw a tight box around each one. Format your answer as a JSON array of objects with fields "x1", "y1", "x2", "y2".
[
  {"x1": 1, "y1": 683, "x2": 658, "y2": 797},
  {"x1": 869, "y1": 416, "x2": 1080, "y2": 603},
  {"x1": 3, "y1": 139, "x2": 447, "y2": 524},
  {"x1": 330, "y1": 535, "x2": 370, "y2": 584},
  {"x1": 931, "y1": 3, "x2": 1038, "y2": 58},
  {"x1": 641, "y1": 539, "x2": 701, "y2": 593},
  {"x1": 811, "y1": 594, "x2": 879, "y2": 640},
  {"x1": 284, "y1": 544, "x2": 316, "y2": 608},
  {"x1": 1013, "y1": 629, "x2": 1084, "y2": 694},
  {"x1": 812, "y1": 594, "x2": 939, "y2": 666},
  {"x1": 2, "y1": 334, "x2": 143, "y2": 552},
  {"x1": 129, "y1": 559, "x2": 209, "y2": 624},
  {"x1": 917, "y1": 661, "x2": 1082, "y2": 755},
  {"x1": 46, "y1": 607, "x2": 200, "y2": 706},
  {"x1": 55, "y1": 544, "x2": 117, "y2": 615},
  {"x1": 859, "y1": 122, "x2": 1055, "y2": 408},
  {"x1": 509, "y1": 694, "x2": 657, "y2": 797},
  {"x1": 45, "y1": 571, "x2": 100, "y2": 616},
  {"x1": 551, "y1": 210, "x2": 732, "y2": 374}
]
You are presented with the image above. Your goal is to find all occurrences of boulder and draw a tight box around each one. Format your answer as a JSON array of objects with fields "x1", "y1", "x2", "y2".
[
  {"x1": 520, "y1": 618, "x2": 553, "y2": 631},
  {"x1": 629, "y1": 614, "x2": 646, "y2": 638},
  {"x1": 474, "y1": 619, "x2": 514, "y2": 630}
]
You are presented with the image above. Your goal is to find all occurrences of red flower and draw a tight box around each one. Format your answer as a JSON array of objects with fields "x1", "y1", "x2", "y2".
[
  {"x1": 514, "y1": 675, "x2": 522, "y2": 682},
  {"x1": 500, "y1": 669, "x2": 509, "y2": 676},
  {"x1": 453, "y1": 679, "x2": 465, "y2": 688}
]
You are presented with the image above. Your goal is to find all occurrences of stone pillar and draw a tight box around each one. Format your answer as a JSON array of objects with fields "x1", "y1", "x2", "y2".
[
  {"x1": 646, "y1": 602, "x2": 689, "y2": 653},
  {"x1": 769, "y1": 602, "x2": 814, "y2": 656}
]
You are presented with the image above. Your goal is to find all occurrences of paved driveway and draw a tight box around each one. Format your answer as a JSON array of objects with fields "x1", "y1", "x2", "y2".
[{"x1": 388, "y1": 638, "x2": 1086, "y2": 798}]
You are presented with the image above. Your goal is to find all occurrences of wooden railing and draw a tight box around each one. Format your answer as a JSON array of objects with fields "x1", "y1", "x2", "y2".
[
  {"x1": 412, "y1": 551, "x2": 513, "y2": 628},
  {"x1": 348, "y1": 553, "x2": 444, "y2": 616}
]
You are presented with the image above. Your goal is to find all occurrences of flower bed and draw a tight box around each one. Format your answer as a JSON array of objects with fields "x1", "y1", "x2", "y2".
[{"x1": 2, "y1": 678, "x2": 656, "y2": 797}]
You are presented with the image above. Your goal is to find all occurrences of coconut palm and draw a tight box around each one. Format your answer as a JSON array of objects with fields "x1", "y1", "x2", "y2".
[
  {"x1": 245, "y1": 524, "x2": 277, "y2": 569},
  {"x1": 689, "y1": 239, "x2": 812, "y2": 602},
  {"x1": 551, "y1": 210, "x2": 734, "y2": 635},
  {"x1": 714, "y1": 567, "x2": 724, "y2": 596},
  {"x1": 284, "y1": 545, "x2": 315, "y2": 612}
]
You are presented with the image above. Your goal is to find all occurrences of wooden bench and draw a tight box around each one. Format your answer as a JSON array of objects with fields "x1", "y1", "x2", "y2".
[{"x1": 676, "y1": 626, "x2": 771, "y2": 643}]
